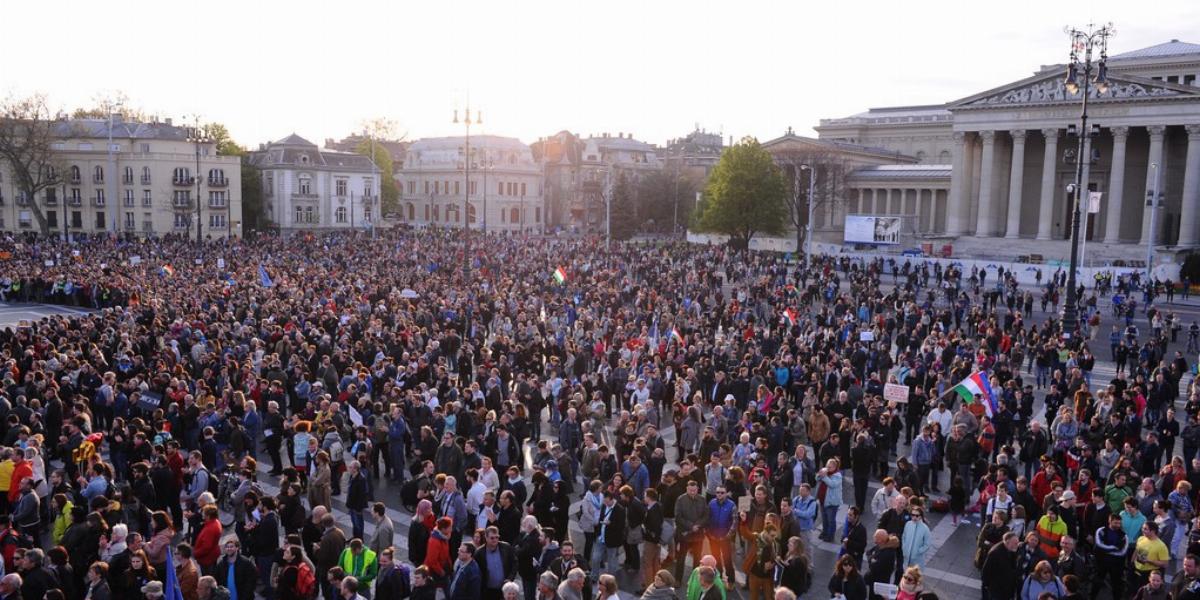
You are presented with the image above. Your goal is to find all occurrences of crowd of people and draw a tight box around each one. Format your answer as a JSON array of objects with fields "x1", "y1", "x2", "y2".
[{"x1": 0, "y1": 227, "x2": 1191, "y2": 600}]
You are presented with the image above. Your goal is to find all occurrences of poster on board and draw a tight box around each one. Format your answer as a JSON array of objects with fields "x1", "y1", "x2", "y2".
[
  {"x1": 844, "y1": 216, "x2": 902, "y2": 245},
  {"x1": 883, "y1": 383, "x2": 910, "y2": 404}
]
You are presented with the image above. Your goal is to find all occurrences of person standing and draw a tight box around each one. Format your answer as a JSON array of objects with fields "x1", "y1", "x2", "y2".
[
  {"x1": 446, "y1": 544, "x2": 481, "y2": 600},
  {"x1": 369, "y1": 503, "x2": 394, "y2": 558},
  {"x1": 672, "y1": 480, "x2": 707, "y2": 584},
  {"x1": 214, "y1": 538, "x2": 257, "y2": 600},
  {"x1": 345, "y1": 461, "x2": 370, "y2": 541},
  {"x1": 817, "y1": 459, "x2": 844, "y2": 542},
  {"x1": 263, "y1": 401, "x2": 285, "y2": 476},
  {"x1": 641, "y1": 488, "x2": 664, "y2": 591},
  {"x1": 706, "y1": 486, "x2": 736, "y2": 580},
  {"x1": 591, "y1": 492, "x2": 626, "y2": 576},
  {"x1": 981, "y1": 533, "x2": 1021, "y2": 600}
]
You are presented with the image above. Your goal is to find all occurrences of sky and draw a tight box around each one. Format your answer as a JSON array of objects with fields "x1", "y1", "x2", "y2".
[{"x1": 3, "y1": 0, "x2": 1199, "y2": 150}]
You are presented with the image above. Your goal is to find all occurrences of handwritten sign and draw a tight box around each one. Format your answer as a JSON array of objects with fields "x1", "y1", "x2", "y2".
[{"x1": 883, "y1": 383, "x2": 910, "y2": 404}]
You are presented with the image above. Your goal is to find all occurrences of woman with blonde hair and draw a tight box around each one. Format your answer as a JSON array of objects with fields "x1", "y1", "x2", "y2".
[{"x1": 896, "y1": 566, "x2": 924, "y2": 600}]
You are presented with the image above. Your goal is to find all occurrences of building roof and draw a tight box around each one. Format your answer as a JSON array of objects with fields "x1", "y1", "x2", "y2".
[
  {"x1": 1110, "y1": 39, "x2": 1200, "y2": 61},
  {"x1": 586, "y1": 135, "x2": 657, "y2": 152},
  {"x1": 52, "y1": 118, "x2": 192, "y2": 141},
  {"x1": 408, "y1": 135, "x2": 531, "y2": 152},
  {"x1": 273, "y1": 133, "x2": 317, "y2": 147},
  {"x1": 847, "y1": 164, "x2": 952, "y2": 181},
  {"x1": 762, "y1": 133, "x2": 916, "y2": 162},
  {"x1": 248, "y1": 135, "x2": 377, "y2": 172}
]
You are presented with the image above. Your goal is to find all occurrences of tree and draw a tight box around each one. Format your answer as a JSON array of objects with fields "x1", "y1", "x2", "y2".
[
  {"x1": 608, "y1": 172, "x2": 637, "y2": 240},
  {"x1": 775, "y1": 149, "x2": 853, "y2": 255},
  {"x1": 240, "y1": 163, "x2": 266, "y2": 232},
  {"x1": 0, "y1": 94, "x2": 66, "y2": 236},
  {"x1": 635, "y1": 170, "x2": 699, "y2": 234},
  {"x1": 204, "y1": 122, "x2": 245, "y2": 156},
  {"x1": 695, "y1": 137, "x2": 787, "y2": 250},
  {"x1": 70, "y1": 91, "x2": 151, "y2": 122},
  {"x1": 355, "y1": 138, "x2": 399, "y2": 216}
]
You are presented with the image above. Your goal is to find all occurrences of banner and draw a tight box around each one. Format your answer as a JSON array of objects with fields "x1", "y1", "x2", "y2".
[
  {"x1": 844, "y1": 215, "x2": 901, "y2": 245},
  {"x1": 883, "y1": 383, "x2": 910, "y2": 404}
]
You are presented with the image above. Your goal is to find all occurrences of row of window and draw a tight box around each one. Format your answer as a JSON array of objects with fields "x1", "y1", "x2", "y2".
[
  {"x1": 61, "y1": 166, "x2": 227, "y2": 185},
  {"x1": 12, "y1": 210, "x2": 231, "y2": 232},
  {"x1": 407, "y1": 180, "x2": 531, "y2": 196},
  {"x1": 291, "y1": 206, "x2": 374, "y2": 225},
  {"x1": 12, "y1": 188, "x2": 231, "y2": 208},
  {"x1": 267, "y1": 175, "x2": 374, "y2": 197},
  {"x1": 397, "y1": 203, "x2": 541, "y2": 224}
]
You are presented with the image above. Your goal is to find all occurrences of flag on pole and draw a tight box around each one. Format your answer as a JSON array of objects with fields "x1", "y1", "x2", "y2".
[
  {"x1": 670, "y1": 327, "x2": 684, "y2": 346},
  {"x1": 258, "y1": 264, "x2": 274, "y2": 288},
  {"x1": 160, "y1": 264, "x2": 175, "y2": 277},
  {"x1": 952, "y1": 371, "x2": 997, "y2": 417},
  {"x1": 163, "y1": 544, "x2": 185, "y2": 600},
  {"x1": 552, "y1": 266, "x2": 567, "y2": 285}
]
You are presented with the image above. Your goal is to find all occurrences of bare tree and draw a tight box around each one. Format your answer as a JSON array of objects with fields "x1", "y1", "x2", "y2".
[
  {"x1": 774, "y1": 149, "x2": 852, "y2": 254},
  {"x1": 0, "y1": 94, "x2": 67, "y2": 236}
]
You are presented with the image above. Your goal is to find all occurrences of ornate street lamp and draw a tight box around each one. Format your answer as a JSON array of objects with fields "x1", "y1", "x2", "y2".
[{"x1": 1061, "y1": 22, "x2": 1113, "y2": 340}]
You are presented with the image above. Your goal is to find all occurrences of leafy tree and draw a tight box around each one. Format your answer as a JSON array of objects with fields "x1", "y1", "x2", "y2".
[
  {"x1": 204, "y1": 122, "x2": 245, "y2": 156},
  {"x1": 608, "y1": 172, "x2": 638, "y2": 240},
  {"x1": 696, "y1": 137, "x2": 787, "y2": 249},
  {"x1": 356, "y1": 138, "x2": 399, "y2": 215},
  {"x1": 0, "y1": 94, "x2": 67, "y2": 236},
  {"x1": 240, "y1": 163, "x2": 266, "y2": 232}
]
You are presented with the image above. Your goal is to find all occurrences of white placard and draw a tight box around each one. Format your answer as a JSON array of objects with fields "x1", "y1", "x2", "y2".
[
  {"x1": 43, "y1": 260, "x2": 54, "y2": 267},
  {"x1": 1088, "y1": 191, "x2": 1103, "y2": 214},
  {"x1": 194, "y1": 258, "x2": 203, "y2": 265},
  {"x1": 883, "y1": 383, "x2": 910, "y2": 404},
  {"x1": 129, "y1": 255, "x2": 141, "y2": 265},
  {"x1": 72, "y1": 250, "x2": 80, "y2": 257},
  {"x1": 859, "y1": 330, "x2": 875, "y2": 342},
  {"x1": 217, "y1": 258, "x2": 226, "y2": 269},
  {"x1": 873, "y1": 583, "x2": 898, "y2": 600}
]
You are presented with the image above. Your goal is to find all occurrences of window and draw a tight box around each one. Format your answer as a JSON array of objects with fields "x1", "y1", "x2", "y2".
[
  {"x1": 71, "y1": 211, "x2": 82, "y2": 228},
  {"x1": 123, "y1": 166, "x2": 133, "y2": 184},
  {"x1": 70, "y1": 166, "x2": 81, "y2": 183},
  {"x1": 510, "y1": 207, "x2": 519, "y2": 223},
  {"x1": 536, "y1": 207, "x2": 541, "y2": 222},
  {"x1": 498, "y1": 181, "x2": 504, "y2": 196},
  {"x1": 433, "y1": 205, "x2": 439, "y2": 221},
  {"x1": 407, "y1": 181, "x2": 415, "y2": 194},
  {"x1": 95, "y1": 189, "x2": 105, "y2": 205},
  {"x1": 208, "y1": 214, "x2": 227, "y2": 229},
  {"x1": 18, "y1": 211, "x2": 31, "y2": 228},
  {"x1": 208, "y1": 168, "x2": 226, "y2": 184},
  {"x1": 94, "y1": 166, "x2": 104, "y2": 183},
  {"x1": 424, "y1": 181, "x2": 430, "y2": 195},
  {"x1": 469, "y1": 181, "x2": 476, "y2": 195},
  {"x1": 364, "y1": 181, "x2": 373, "y2": 197},
  {"x1": 143, "y1": 213, "x2": 153, "y2": 232},
  {"x1": 95, "y1": 212, "x2": 106, "y2": 230},
  {"x1": 44, "y1": 188, "x2": 57, "y2": 205},
  {"x1": 304, "y1": 206, "x2": 315, "y2": 223},
  {"x1": 173, "y1": 190, "x2": 191, "y2": 206},
  {"x1": 336, "y1": 207, "x2": 347, "y2": 223},
  {"x1": 143, "y1": 190, "x2": 152, "y2": 206},
  {"x1": 46, "y1": 210, "x2": 57, "y2": 228},
  {"x1": 299, "y1": 175, "x2": 311, "y2": 195},
  {"x1": 434, "y1": 181, "x2": 440, "y2": 195},
  {"x1": 452, "y1": 181, "x2": 459, "y2": 195},
  {"x1": 173, "y1": 167, "x2": 191, "y2": 183},
  {"x1": 139, "y1": 143, "x2": 150, "y2": 154},
  {"x1": 294, "y1": 206, "x2": 304, "y2": 224},
  {"x1": 407, "y1": 203, "x2": 414, "y2": 221},
  {"x1": 124, "y1": 189, "x2": 134, "y2": 206},
  {"x1": 939, "y1": 150, "x2": 951, "y2": 163},
  {"x1": 174, "y1": 213, "x2": 189, "y2": 229},
  {"x1": 336, "y1": 179, "x2": 348, "y2": 197},
  {"x1": 124, "y1": 212, "x2": 135, "y2": 230},
  {"x1": 1168, "y1": 75, "x2": 1179, "y2": 83},
  {"x1": 70, "y1": 188, "x2": 81, "y2": 204},
  {"x1": 424, "y1": 205, "x2": 429, "y2": 221},
  {"x1": 520, "y1": 183, "x2": 526, "y2": 196},
  {"x1": 209, "y1": 191, "x2": 227, "y2": 208},
  {"x1": 265, "y1": 174, "x2": 274, "y2": 195},
  {"x1": 364, "y1": 206, "x2": 372, "y2": 223},
  {"x1": 142, "y1": 166, "x2": 151, "y2": 184},
  {"x1": 1186, "y1": 74, "x2": 1197, "y2": 86}
]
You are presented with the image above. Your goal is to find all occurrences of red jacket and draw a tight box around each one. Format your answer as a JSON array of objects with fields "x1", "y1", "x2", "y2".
[
  {"x1": 193, "y1": 519, "x2": 223, "y2": 568},
  {"x1": 422, "y1": 530, "x2": 451, "y2": 578},
  {"x1": 1030, "y1": 470, "x2": 1063, "y2": 506},
  {"x1": 8, "y1": 462, "x2": 31, "y2": 503}
]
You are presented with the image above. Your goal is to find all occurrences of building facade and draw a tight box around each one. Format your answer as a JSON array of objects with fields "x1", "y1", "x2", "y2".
[
  {"x1": 396, "y1": 135, "x2": 544, "y2": 232},
  {"x1": 0, "y1": 116, "x2": 241, "y2": 238},
  {"x1": 533, "y1": 132, "x2": 662, "y2": 233},
  {"x1": 815, "y1": 39, "x2": 1200, "y2": 257},
  {"x1": 248, "y1": 134, "x2": 380, "y2": 232}
]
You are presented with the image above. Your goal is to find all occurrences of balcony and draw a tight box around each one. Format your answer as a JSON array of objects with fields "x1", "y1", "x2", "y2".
[
  {"x1": 122, "y1": 176, "x2": 134, "y2": 185},
  {"x1": 173, "y1": 176, "x2": 195, "y2": 187},
  {"x1": 69, "y1": 176, "x2": 81, "y2": 185},
  {"x1": 208, "y1": 177, "x2": 228, "y2": 187},
  {"x1": 172, "y1": 199, "x2": 194, "y2": 210},
  {"x1": 141, "y1": 175, "x2": 152, "y2": 184},
  {"x1": 68, "y1": 197, "x2": 82, "y2": 207},
  {"x1": 44, "y1": 196, "x2": 57, "y2": 206},
  {"x1": 208, "y1": 200, "x2": 227, "y2": 209},
  {"x1": 291, "y1": 192, "x2": 319, "y2": 200},
  {"x1": 93, "y1": 175, "x2": 104, "y2": 184},
  {"x1": 91, "y1": 197, "x2": 106, "y2": 207}
]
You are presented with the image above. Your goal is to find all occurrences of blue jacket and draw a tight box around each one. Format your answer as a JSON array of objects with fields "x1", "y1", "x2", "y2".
[
  {"x1": 792, "y1": 495, "x2": 818, "y2": 531},
  {"x1": 622, "y1": 462, "x2": 650, "y2": 497},
  {"x1": 819, "y1": 471, "x2": 844, "y2": 507},
  {"x1": 708, "y1": 498, "x2": 737, "y2": 537},
  {"x1": 901, "y1": 520, "x2": 931, "y2": 568},
  {"x1": 447, "y1": 559, "x2": 481, "y2": 600},
  {"x1": 910, "y1": 436, "x2": 935, "y2": 466}
]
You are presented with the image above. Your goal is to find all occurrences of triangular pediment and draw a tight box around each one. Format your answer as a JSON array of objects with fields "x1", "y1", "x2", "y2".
[{"x1": 948, "y1": 69, "x2": 1200, "y2": 110}]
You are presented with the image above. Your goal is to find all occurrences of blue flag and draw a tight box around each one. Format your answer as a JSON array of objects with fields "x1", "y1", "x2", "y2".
[
  {"x1": 258, "y1": 264, "x2": 274, "y2": 288},
  {"x1": 164, "y1": 545, "x2": 185, "y2": 600}
]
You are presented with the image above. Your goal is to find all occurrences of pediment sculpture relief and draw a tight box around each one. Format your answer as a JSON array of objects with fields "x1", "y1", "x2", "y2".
[{"x1": 968, "y1": 78, "x2": 1182, "y2": 106}]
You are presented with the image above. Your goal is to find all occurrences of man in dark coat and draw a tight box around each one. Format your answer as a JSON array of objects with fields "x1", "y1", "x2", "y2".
[
  {"x1": 474, "y1": 527, "x2": 517, "y2": 600},
  {"x1": 842, "y1": 506, "x2": 868, "y2": 568},
  {"x1": 214, "y1": 538, "x2": 257, "y2": 600},
  {"x1": 863, "y1": 530, "x2": 900, "y2": 600},
  {"x1": 447, "y1": 543, "x2": 482, "y2": 600},
  {"x1": 981, "y1": 533, "x2": 1021, "y2": 600},
  {"x1": 593, "y1": 493, "x2": 626, "y2": 574}
]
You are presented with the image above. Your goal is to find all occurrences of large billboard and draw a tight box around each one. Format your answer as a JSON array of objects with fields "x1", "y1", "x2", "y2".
[{"x1": 844, "y1": 215, "x2": 902, "y2": 245}]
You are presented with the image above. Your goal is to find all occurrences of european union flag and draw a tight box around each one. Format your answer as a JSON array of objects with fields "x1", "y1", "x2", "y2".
[{"x1": 258, "y1": 264, "x2": 274, "y2": 288}]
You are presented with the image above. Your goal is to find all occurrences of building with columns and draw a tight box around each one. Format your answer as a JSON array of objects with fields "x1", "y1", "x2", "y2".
[{"x1": 815, "y1": 39, "x2": 1200, "y2": 259}]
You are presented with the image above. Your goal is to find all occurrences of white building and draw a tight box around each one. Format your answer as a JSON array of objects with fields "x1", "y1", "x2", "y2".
[
  {"x1": 815, "y1": 38, "x2": 1200, "y2": 261},
  {"x1": 248, "y1": 134, "x2": 380, "y2": 231},
  {"x1": 396, "y1": 135, "x2": 544, "y2": 231},
  {"x1": 0, "y1": 116, "x2": 241, "y2": 238}
]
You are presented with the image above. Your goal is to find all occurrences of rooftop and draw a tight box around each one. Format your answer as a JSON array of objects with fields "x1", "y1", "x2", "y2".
[
  {"x1": 1110, "y1": 39, "x2": 1200, "y2": 61},
  {"x1": 847, "y1": 164, "x2": 952, "y2": 180}
]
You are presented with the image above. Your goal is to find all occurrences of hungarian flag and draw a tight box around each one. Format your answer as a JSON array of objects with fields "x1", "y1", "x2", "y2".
[
  {"x1": 160, "y1": 264, "x2": 175, "y2": 277},
  {"x1": 670, "y1": 327, "x2": 685, "y2": 346},
  {"x1": 952, "y1": 371, "x2": 997, "y2": 417},
  {"x1": 553, "y1": 266, "x2": 567, "y2": 285},
  {"x1": 784, "y1": 307, "x2": 798, "y2": 327}
]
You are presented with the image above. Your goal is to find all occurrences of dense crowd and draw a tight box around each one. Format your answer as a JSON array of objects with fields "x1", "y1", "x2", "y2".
[{"x1": 0, "y1": 227, "x2": 1192, "y2": 600}]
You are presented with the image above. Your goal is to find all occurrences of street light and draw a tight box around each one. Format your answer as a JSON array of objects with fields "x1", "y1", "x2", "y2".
[
  {"x1": 1146, "y1": 162, "x2": 1164, "y2": 284},
  {"x1": 187, "y1": 121, "x2": 212, "y2": 245},
  {"x1": 453, "y1": 100, "x2": 480, "y2": 280},
  {"x1": 799, "y1": 164, "x2": 816, "y2": 269},
  {"x1": 1060, "y1": 22, "x2": 1113, "y2": 339}
]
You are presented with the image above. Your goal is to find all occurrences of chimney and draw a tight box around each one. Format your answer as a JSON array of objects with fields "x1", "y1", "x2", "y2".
[
  {"x1": 165, "y1": 118, "x2": 173, "y2": 126},
  {"x1": 618, "y1": 132, "x2": 624, "y2": 139}
]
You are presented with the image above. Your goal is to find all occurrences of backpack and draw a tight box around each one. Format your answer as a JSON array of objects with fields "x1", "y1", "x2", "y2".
[
  {"x1": 198, "y1": 468, "x2": 219, "y2": 496},
  {"x1": 295, "y1": 562, "x2": 318, "y2": 599}
]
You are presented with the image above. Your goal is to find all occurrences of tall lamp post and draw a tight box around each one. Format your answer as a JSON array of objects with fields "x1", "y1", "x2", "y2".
[
  {"x1": 1060, "y1": 22, "x2": 1113, "y2": 339},
  {"x1": 453, "y1": 101, "x2": 480, "y2": 281},
  {"x1": 800, "y1": 164, "x2": 816, "y2": 269},
  {"x1": 187, "y1": 122, "x2": 212, "y2": 245}
]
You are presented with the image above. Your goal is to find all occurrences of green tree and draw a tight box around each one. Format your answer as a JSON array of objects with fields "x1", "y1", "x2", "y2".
[
  {"x1": 204, "y1": 122, "x2": 245, "y2": 156},
  {"x1": 356, "y1": 138, "x2": 399, "y2": 215},
  {"x1": 607, "y1": 172, "x2": 638, "y2": 240},
  {"x1": 240, "y1": 163, "x2": 266, "y2": 232},
  {"x1": 696, "y1": 136, "x2": 787, "y2": 249}
]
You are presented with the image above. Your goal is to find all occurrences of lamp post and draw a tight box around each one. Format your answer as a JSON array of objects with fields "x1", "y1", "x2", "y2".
[
  {"x1": 800, "y1": 164, "x2": 816, "y2": 269},
  {"x1": 187, "y1": 122, "x2": 212, "y2": 245},
  {"x1": 1060, "y1": 22, "x2": 1113, "y2": 339},
  {"x1": 1146, "y1": 162, "x2": 1164, "y2": 283},
  {"x1": 453, "y1": 101, "x2": 480, "y2": 280}
]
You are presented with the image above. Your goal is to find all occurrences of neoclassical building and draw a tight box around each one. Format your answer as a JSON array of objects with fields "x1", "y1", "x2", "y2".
[
  {"x1": 397, "y1": 135, "x2": 544, "y2": 232},
  {"x1": 815, "y1": 39, "x2": 1200, "y2": 257},
  {"x1": 248, "y1": 134, "x2": 380, "y2": 232}
]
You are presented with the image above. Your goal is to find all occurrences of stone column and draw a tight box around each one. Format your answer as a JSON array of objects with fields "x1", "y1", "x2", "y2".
[
  {"x1": 946, "y1": 132, "x2": 968, "y2": 235},
  {"x1": 975, "y1": 131, "x2": 998, "y2": 236},
  {"x1": 1179, "y1": 125, "x2": 1200, "y2": 247},
  {"x1": 1037, "y1": 128, "x2": 1059, "y2": 240},
  {"x1": 1141, "y1": 125, "x2": 1167, "y2": 245},
  {"x1": 1103, "y1": 126, "x2": 1129, "y2": 243},
  {"x1": 1005, "y1": 130, "x2": 1027, "y2": 238}
]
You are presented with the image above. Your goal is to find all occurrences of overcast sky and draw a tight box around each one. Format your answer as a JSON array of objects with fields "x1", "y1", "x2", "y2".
[{"x1": 3, "y1": 0, "x2": 1198, "y2": 150}]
